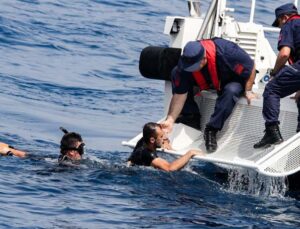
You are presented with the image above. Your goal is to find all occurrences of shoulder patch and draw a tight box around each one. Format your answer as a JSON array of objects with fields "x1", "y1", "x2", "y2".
[
  {"x1": 174, "y1": 70, "x2": 181, "y2": 87},
  {"x1": 234, "y1": 63, "x2": 244, "y2": 75}
]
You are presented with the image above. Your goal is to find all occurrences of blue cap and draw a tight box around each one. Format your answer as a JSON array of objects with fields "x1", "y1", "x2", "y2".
[
  {"x1": 178, "y1": 41, "x2": 205, "y2": 72},
  {"x1": 272, "y1": 3, "x2": 298, "y2": 27}
]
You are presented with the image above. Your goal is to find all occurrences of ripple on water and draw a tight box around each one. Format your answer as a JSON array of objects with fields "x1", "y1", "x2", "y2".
[{"x1": 0, "y1": 0, "x2": 299, "y2": 228}]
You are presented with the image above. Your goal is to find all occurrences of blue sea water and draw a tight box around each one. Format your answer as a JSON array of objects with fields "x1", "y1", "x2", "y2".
[{"x1": 0, "y1": 0, "x2": 299, "y2": 228}]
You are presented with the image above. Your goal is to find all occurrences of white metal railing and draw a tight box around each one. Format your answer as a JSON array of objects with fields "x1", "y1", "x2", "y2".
[{"x1": 249, "y1": 0, "x2": 256, "y2": 23}]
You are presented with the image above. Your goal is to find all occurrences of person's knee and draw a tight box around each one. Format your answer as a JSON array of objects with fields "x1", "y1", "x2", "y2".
[
  {"x1": 223, "y1": 83, "x2": 242, "y2": 97},
  {"x1": 263, "y1": 80, "x2": 278, "y2": 98}
]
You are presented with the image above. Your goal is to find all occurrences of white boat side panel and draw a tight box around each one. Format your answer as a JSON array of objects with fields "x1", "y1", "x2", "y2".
[{"x1": 165, "y1": 16, "x2": 204, "y2": 49}]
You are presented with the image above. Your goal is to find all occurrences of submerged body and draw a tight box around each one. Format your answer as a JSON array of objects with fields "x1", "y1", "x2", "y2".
[{"x1": 127, "y1": 123, "x2": 203, "y2": 171}]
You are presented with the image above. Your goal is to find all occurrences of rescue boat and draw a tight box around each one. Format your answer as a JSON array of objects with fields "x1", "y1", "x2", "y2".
[{"x1": 123, "y1": 0, "x2": 300, "y2": 190}]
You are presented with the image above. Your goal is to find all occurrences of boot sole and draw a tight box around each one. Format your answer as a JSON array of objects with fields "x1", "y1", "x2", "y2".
[
  {"x1": 253, "y1": 139, "x2": 284, "y2": 149},
  {"x1": 206, "y1": 146, "x2": 217, "y2": 153}
]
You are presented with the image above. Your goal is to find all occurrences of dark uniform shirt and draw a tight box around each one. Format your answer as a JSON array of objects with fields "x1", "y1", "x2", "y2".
[
  {"x1": 278, "y1": 16, "x2": 300, "y2": 64},
  {"x1": 172, "y1": 38, "x2": 254, "y2": 94},
  {"x1": 128, "y1": 138, "x2": 158, "y2": 166}
]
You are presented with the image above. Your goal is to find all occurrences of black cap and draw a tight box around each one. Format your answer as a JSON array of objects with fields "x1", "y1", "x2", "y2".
[
  {"x1": 178, "y1": 41, "x2": 205, "y2": 72},
  {"x1": 272, "y1": 3, "x2": 298, "y2": 27}
]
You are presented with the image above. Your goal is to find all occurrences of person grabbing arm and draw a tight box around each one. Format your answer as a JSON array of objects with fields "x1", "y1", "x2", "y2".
[
  {"x1": 161, "y1": 93, "x2": 188, "y2": 134},
  {"x1": 127, "y1": 122, "x2": 204, "y2": 171},
  {"x1": 151, "y1": 149, "x2": 202, "y2": 172}
]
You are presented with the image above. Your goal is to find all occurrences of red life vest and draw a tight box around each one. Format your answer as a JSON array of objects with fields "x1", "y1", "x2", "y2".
[
  {"x1": 192, "y1": 40, "x2": 220, "y2": 91},
  {"x1": 285, "y1": 15, "x2": 300, "y2": 64}
]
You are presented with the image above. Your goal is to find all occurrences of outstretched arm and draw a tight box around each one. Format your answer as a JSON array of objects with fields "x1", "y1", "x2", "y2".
[
  {"x1": 0, "y1": 142, "x2": 27, "y2": 158},
  {"x1": 151, "y1": 150, "x2": 203, "y2": 172},
  {"x1": 161, "y1": 93, "x2": 187, "y2": 133}
]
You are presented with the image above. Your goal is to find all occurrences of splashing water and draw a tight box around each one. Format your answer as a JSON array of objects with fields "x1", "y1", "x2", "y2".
[{"x1": 227, "y1": 168, "x2": 288, "y2": 197}]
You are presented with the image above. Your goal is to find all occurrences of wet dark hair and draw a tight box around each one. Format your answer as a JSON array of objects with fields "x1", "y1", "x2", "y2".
[
  {"x1": 59, "y1": 127, "x2": 83, "y2": 155},
  {"x1": 143, "y1": 122, "x2": 160, "y2": 144}
]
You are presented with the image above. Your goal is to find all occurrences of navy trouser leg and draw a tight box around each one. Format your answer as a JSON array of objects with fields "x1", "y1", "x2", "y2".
[
  {"x1": 181, "y1": 87, "x2": 200, "y2": 114},
  {"x1": 207, "y1": 82, "x2": 243, "y2": 130},
  {"x1": 263, "y1": 65, "x2": 300, "y2": 125},
  {"x1": 297, "y1": 100, "x2": 300, "y2": 131}
]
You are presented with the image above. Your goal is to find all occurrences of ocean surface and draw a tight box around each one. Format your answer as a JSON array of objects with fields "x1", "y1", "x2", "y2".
[{"x1": 0, "y1": 0, "x2": 299, "y2": 228}]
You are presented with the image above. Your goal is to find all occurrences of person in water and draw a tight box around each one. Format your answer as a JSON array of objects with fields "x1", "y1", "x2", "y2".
[
  {"x1": 0, "y1": 127, "x2": 85, "y2": 162},
  {"x1": 127, "y1": 122, "x2": 203, "y2": 171},
  {"x1": 0, "y1": 142, "x2": 26, "y2": 157},
  {"x1": 58, "y1": 127, "x2": 85, "y2": 163}
]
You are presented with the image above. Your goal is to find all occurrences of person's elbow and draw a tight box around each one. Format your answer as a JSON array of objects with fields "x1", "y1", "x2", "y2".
[
  {"x1": 279, "y1": 47, "x2": 291, "y2": 59},
  {"x1": 279, "y1": 52, "x2": 290, "y2": 59},
  {"x1": 15, "y1": 151, "x2": 26, "y2": 158},
  {"x1": 158, "y1": 164, "x2": 181, "y2": 172},
  {"x1": 151, "y1": 159, "x2": 177, "y2": 172},
  {"x1": 19, "y1": 152, "x2": 26, "y2": 158}
]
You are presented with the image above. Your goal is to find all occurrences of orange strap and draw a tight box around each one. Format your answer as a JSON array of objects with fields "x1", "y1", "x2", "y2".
[
  {"x1": 192, "y1": 40, "x2": 220, "y2": 91},
  {"x1": 285, "y1": 15, "x2": 300, "y2": 64}
]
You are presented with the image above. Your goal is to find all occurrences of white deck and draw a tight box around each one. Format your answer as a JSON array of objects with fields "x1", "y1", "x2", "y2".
[{"x1": 123, "y1": 92, "x2": 300, "y2": 177}]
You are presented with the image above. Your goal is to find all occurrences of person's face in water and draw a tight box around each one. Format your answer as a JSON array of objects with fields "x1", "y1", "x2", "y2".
[{"x1": 65, "y1": 141, "x2": 84, "y2": 161}]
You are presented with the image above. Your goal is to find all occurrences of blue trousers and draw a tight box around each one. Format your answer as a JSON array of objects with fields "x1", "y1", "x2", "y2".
[
  {"x1": 182, "y1": 82, "x2": 243, "y2": 130},
  {"x1": 263, "y1": 64, "x2": 300, "y2": 127},
  {"x1": 207, "y1": 82, "x2": 243, "y2": 130}
]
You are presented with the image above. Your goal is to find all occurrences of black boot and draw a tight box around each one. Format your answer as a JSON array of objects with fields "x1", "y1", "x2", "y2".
[
  {"x1": 253, "y1": 124, "x2": 283, "y2": 149},
  {"x1": 204, "y1": 127, "x2": 218, "y2": 153}
]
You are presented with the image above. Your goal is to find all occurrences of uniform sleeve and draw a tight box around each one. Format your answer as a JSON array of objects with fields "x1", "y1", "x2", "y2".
[
  {"x1": 278, "y1": 23, "x2": 294, "y2": 51},
  {"x1": 222, "y1": 41, "x2": 254, "y2": 79},
  {"x1": 171, "y1": 66, "x2": 193, "y2": 94}
]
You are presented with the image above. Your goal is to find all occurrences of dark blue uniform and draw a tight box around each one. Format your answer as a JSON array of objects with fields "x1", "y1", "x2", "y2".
[
  {"x1": 172, "y1": 38, "x2": 254, "y2": 130},
  {"x1": 262, "y1": 17, "x2": 300, "y2": 128}
]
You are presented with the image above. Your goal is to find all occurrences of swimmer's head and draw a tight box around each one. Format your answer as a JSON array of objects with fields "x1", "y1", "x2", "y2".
[
  {"x1": 59, "y1": 127, "x2": 84, "y2": 162},
  {"x1": 143, "y1": 122, "x2": 164, "y2": 148}
]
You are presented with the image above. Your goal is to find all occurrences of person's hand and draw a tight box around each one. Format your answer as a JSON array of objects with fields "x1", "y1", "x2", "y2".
[
  {"x1": 290, "y1": 90, "x2": 300, "y2": 103},
  {"x1": 162, "y1": 138, "x2": 173, "y2": 150},
  {"x1": 160, "y1": 118, "x2": 174, "y2": 134},
  {"x1": 244, "y1": 91, "x2": 258, "y2": 105},
  {"x1": 189, "y1": 150, "x2": 205, "y2": 157},
  {"x1": 0, "y1": 142, "x2": 10, "y2": 155}
]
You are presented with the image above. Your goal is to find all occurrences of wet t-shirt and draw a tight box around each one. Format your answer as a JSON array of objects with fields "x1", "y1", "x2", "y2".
[{"x1": 128, "y1": 139, "x2": 158, "y2": 166}]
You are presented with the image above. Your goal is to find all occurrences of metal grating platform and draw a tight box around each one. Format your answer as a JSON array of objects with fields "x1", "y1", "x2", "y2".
[
  {"x1": 195, "y1": 95, "x2": 297, "y2": 164},
  {"x1": 123, "y1": 92, "x2": 300, "y2": 177}
]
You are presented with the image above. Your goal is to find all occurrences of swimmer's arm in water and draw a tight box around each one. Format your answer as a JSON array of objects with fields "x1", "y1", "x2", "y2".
[
  {"x1": 0, "y1": 142, "x2": 27, "y2": 158},
  {"x1": 151, "y1": 150, "x2": 204, "y2": 172}
]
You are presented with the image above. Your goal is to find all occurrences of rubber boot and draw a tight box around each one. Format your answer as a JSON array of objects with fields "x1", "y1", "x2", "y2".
[
  {"x1": 204, "y1": 126, "x2": 218, "y2": 153},
  {"x1": 253, "y1": 124, "x2": 283, "y2": 149}
]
